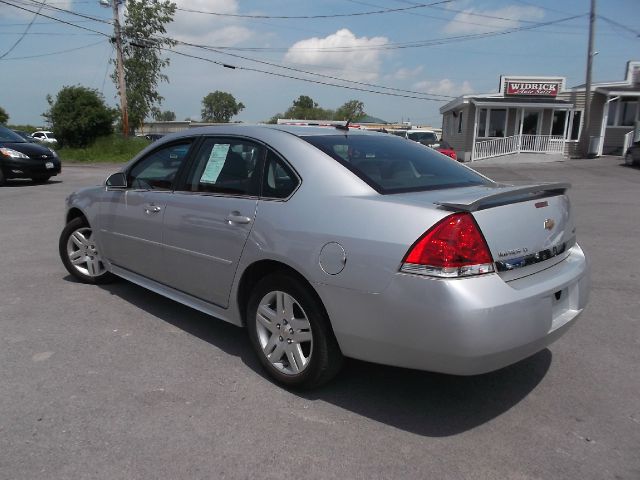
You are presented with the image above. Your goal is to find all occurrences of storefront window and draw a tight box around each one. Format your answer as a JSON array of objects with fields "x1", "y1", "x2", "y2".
[
  {"x1": 621, "y1": 100, "x2": 638, "y2": 126},
  {"x1": 552, "y1": 111, "x2": 567, "y2": 136},
  {"x1": 477, "y1": 109, "x2": 487, "y2": 137},
  {"x1": 488, "y1": 109, "x2": 506, "y2": 137}
]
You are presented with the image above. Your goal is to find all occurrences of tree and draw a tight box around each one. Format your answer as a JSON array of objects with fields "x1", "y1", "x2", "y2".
[
  {"x1": 201, "y1": 91, "x2": 245, "y2": 123},
  {"x1": 283, "y1": 95, "x2": 333, "y2": 120},
  {"x1": 44, "y1": 86, "x2": 116, "y2": 148},
  {"x1": 334, "y1": 100, "x2": 366, "y2": 121},
  {"x1": 115, "y1": 0, "x2": 176, "y2": 132},
  {"x1": 0, "y1": 106, "x2": 8, "y2": 124},
  {"x1": 153, "y1": 109, "x2": 176, "y2": 121}
]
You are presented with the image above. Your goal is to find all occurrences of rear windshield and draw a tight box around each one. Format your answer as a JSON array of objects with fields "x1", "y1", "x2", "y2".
[
  {"x1": 303, "y1": 134, "x2": 490, "y2": 194},
  {"x1": 407, "y1": 131, "x2": 437, "y2": 144}
]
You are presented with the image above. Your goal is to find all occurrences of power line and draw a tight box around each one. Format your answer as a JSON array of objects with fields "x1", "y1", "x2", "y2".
[
  {"x1": 175, "y1": 0, "x2": 452, "y2": 19},
  {"x1": 176, "y1": 39, "x2": 456, "y2": 99},
  {"x1": 597, "y1": 14, "x2": 640, "y2": 38},
  {"x1": 0, "y1": 39, "x2": 106, "y2": 60},
  {"x1": 163, "y1": 47, "x2": 449, "y2": 102},
  {"x1": 0, "y1": 0, "x2": 111, "y2": 37},
  {"x1": 0, "y1": 0, "x2": 46, "y2": 59},
  {"x1": 177, "y1": 14, "x2": 585, "y2": 53},
  {"x1": 21, "y1": 0, "x2": 113, "y2": 25}
]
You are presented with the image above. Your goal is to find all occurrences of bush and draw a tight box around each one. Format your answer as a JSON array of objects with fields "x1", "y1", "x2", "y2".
[
  {"x1": 57, "y1": 135, "x2": 150, "y2": 163},
  {"x1": 45, "y1": 86, "x2": 116, "y2": 148}
]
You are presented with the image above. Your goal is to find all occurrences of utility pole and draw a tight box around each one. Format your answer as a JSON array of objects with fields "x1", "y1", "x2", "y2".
[
  {"x1": 582, "y1": 0, "x2": 596, "y2": 156},
  {"x1": 111, "y1": 0, "x2": 129, "y2": 137}
]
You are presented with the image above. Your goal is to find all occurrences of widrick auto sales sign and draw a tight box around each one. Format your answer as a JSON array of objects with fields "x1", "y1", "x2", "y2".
[{"x1": 506, "y1": 81, "x2": 560, "y2": 96}]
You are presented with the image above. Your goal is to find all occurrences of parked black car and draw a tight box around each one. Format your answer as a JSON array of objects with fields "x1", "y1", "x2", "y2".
[
  {"x1": 0, "y1": 125, "x2": 61, "y2": 185},
  {"x1": 625, "y1": 140, "x2": 640, "y2": 166}
]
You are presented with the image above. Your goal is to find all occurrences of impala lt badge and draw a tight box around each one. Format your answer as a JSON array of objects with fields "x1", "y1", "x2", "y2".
[{"x1": 544, "y1": 218, "x2": 555, "y2": 230}]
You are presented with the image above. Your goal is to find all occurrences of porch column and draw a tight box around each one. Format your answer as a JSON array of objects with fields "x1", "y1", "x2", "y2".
[
  {"x1": 517, "y1": 108, "x2": 524, "y2": 153},
  {"x1": 562, "y1": 108, "x2": 570, "y2": 156},
  {"x1": 471, "y1": 105, "x2": 479, "y2": 161}
]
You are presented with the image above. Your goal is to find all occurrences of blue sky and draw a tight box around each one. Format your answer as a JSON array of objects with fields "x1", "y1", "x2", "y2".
[{"x1": 1, "y1": 0, "x2": 639, "y2": 126}]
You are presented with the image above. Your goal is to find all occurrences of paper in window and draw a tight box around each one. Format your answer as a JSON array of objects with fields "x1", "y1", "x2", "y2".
[{"x1": 200, "y1": 144, "x2": 230, "y2": 184}]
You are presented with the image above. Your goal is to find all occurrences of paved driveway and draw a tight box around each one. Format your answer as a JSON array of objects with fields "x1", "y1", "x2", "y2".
[{"x1": 1, "y1": 159, "x2": 638, "y2": 479}]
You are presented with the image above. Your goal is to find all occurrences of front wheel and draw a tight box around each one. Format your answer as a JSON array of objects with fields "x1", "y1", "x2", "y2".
[
  {"x1": 247, "y1": 273, "x2": 343, "y2": 389},
  {"x1": 625, "y1": 153, "x2": 634, "y2": 166},
  {"x1": 59, "y1": 217, "x2": 115, "y2": 284}
]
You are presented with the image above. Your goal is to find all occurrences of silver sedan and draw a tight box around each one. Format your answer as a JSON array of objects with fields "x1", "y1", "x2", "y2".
[{"x1": 59, "y1": 125, "x2": 590, "y2": 388}]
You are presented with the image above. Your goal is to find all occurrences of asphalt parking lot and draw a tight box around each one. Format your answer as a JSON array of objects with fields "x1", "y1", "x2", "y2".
[{"x1": 1, "y1": 157, "x2": 639, "y2": 479}]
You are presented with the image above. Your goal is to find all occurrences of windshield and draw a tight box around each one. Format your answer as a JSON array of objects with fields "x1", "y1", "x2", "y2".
[
  {"x1": 303, "y1": 134, "x2": 490, "y2": 194},
  {"x1": 0, "y1": 125, "x2": 26, "y2": 143},
  {"x1": 407, "y1": 131, "x2": 437, "y2": 144}
]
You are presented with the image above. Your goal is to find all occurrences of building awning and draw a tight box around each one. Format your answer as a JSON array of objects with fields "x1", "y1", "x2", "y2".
[
  {"x1": 595, "y1": 86, "x2": 640, "y2": 97},
  {"x1": 471, "y1": 98, "x2": 574, "y2": 109}
]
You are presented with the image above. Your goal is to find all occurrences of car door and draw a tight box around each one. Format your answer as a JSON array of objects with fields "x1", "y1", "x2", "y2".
[
  {"x1": 160, "y1": 137, "x2": 264, "y2": 307},
  {"x1": 98, "y1": 139, "x2": 194, "y2": 282}
]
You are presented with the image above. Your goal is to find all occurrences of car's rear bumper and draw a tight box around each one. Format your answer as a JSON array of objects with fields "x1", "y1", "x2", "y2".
[
  {"x1": 1, "y1": 158, "x2": 61, "y2": 178},
  {"x1": 316, "y1": 243, "x2": 590, "y2": 375}
]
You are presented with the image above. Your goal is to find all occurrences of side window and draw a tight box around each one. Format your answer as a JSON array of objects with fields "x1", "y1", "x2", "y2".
[
  {"x1": 183, "y1": 138, "x2": 262, "y2": 196},
  {"x1": 262, "y1": 150, "x2": 299, "y2": 199},
  {"x1": 32, "y1": 132, "x2": 42, "y2": 138},
  {"x1": 128, "y1": 140, "x2": 192, "y2": 190}
]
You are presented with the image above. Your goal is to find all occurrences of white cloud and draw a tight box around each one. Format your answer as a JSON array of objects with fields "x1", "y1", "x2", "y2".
[
  {"x1": 413, "y1": 79, "x2": 473, "y2": 96},
  {"x1": 443, "y1": 5, "x2": 544, "y2": 34},
  {"x1": 385, "y1": 66, "x2": 424, "y2": 81},
  {"x1": 283, "y1": 29, "x2": 389, "y2": 81},
  {"x1": 168, "y1": 0, "x2": 253, "y2": 46}
]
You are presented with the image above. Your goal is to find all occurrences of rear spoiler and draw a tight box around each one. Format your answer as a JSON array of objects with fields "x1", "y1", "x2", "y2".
[{"x1": 435, "y1": 182, "x2": 571, "y2": 212}]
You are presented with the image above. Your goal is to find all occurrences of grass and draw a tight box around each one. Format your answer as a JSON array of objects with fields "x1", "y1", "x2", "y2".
[{"x1": 58, "y1": 135, "x2": 151, "y2": 163}]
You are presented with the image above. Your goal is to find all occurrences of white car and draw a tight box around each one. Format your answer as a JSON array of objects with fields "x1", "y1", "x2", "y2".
[{"x1": 31, "y1": 131, "x2": 57, "y2": 145}]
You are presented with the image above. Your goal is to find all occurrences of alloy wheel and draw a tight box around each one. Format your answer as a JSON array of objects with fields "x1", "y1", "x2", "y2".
[
  {"x1": 66, "y1": 227, "x2": 107, "y2": 277},
  {"x1": 255, "y1": 290, "x2": 313, "y2": 375}
]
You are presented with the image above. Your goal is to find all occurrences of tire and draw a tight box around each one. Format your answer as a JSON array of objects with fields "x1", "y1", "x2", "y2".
[
  {"x1": 247, "y1": 272, "x2": 343, "y2": 389},
  {"x1": 0, "y1": 169, "x2": 5, "y2": 186},
  {"x1": 625, "y1": 153, "x2": 634, "y2": 166},
  {"x1": 32, "y1": 175, "x2": 51, "y2": 184},
  {"x1": 59, "y1": 217, "x2": 115, "y2": 284}
]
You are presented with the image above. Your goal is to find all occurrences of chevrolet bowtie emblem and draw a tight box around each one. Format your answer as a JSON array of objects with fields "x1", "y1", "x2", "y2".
[{"x1": 544, "y1": 218, "x2": 555, "y2": 230}]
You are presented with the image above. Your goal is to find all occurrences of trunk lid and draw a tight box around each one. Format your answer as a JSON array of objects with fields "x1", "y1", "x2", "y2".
[{"x1": 436, "y1": 182, "x2": 575, "y2": 281}]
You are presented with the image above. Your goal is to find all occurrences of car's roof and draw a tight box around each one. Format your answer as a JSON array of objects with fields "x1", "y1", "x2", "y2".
[{"x1": 161, "y1": 124, "x2": 385, "y2": 141}]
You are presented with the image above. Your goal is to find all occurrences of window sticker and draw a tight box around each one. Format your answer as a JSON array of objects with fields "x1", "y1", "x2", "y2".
[{"x1": 200, "y1": 144, "x2": 230, "y2": 183}]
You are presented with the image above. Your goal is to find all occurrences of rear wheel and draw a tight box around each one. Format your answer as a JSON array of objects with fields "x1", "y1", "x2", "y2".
[
  {"x1": 59, "y1": 217, "x2": 115, "y2": 284},
  {"x1": 247, "y1": 273, "x2": 343, "y2": 389}
]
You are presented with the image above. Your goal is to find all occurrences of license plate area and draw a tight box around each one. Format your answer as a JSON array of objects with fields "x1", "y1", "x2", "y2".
[
  {"x1": 549, "y1": 284, "x2": 577, "y2": 331},
  {"x1": 45, "y1": 162, "x2": 54, "y2": 169}
]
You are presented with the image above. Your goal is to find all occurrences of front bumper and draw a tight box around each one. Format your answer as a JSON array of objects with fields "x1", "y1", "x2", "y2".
[
  {"x1": 1, "y1": 157, "x2": 61, "y2": 178},
  {"x1": 316, "y1": 244, "x2": 590, "y2": 375}
]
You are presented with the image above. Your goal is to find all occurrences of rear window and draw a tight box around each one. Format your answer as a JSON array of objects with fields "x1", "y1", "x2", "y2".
[
  {"x1": 303, "y1": 134, "x2": 490, "y2": 194},
  {"x1": 407, "y1": 131, "x2": 437, "y2": 145}
]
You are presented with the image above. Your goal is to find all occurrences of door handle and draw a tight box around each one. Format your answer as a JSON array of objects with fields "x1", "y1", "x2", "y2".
[
  {"x1": 144, "y1": 203, "x2": 162, "y2": 215},
  {"x1": 225, "y1": 211, "x2": 252, "y2": 225}
]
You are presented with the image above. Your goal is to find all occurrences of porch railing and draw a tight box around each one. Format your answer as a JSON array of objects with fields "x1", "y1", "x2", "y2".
[
  {"x1": 473, "y1": 134, "x2": 565, "y2": 161},
  {"x1": 623, "y1": 130, "x2": 635, "y2": 155}
]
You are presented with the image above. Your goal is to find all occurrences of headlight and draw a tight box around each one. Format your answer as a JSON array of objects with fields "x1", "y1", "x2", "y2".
[
  {"x1": 0, "y1": 147, "x2": 29, "y2": 159},
  {"x1": 48, "y1": 148, "x2": 58, "y2": 157}
]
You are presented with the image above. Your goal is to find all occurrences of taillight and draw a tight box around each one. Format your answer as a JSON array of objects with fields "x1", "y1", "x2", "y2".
[{"x1": 400, "y1": 213, "x2": 494, "y2": 278}]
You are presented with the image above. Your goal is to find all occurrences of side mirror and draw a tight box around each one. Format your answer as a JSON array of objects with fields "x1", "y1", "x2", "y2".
[{"x1": 105, "y1": 172, "x2": 127, "y2": 188}]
